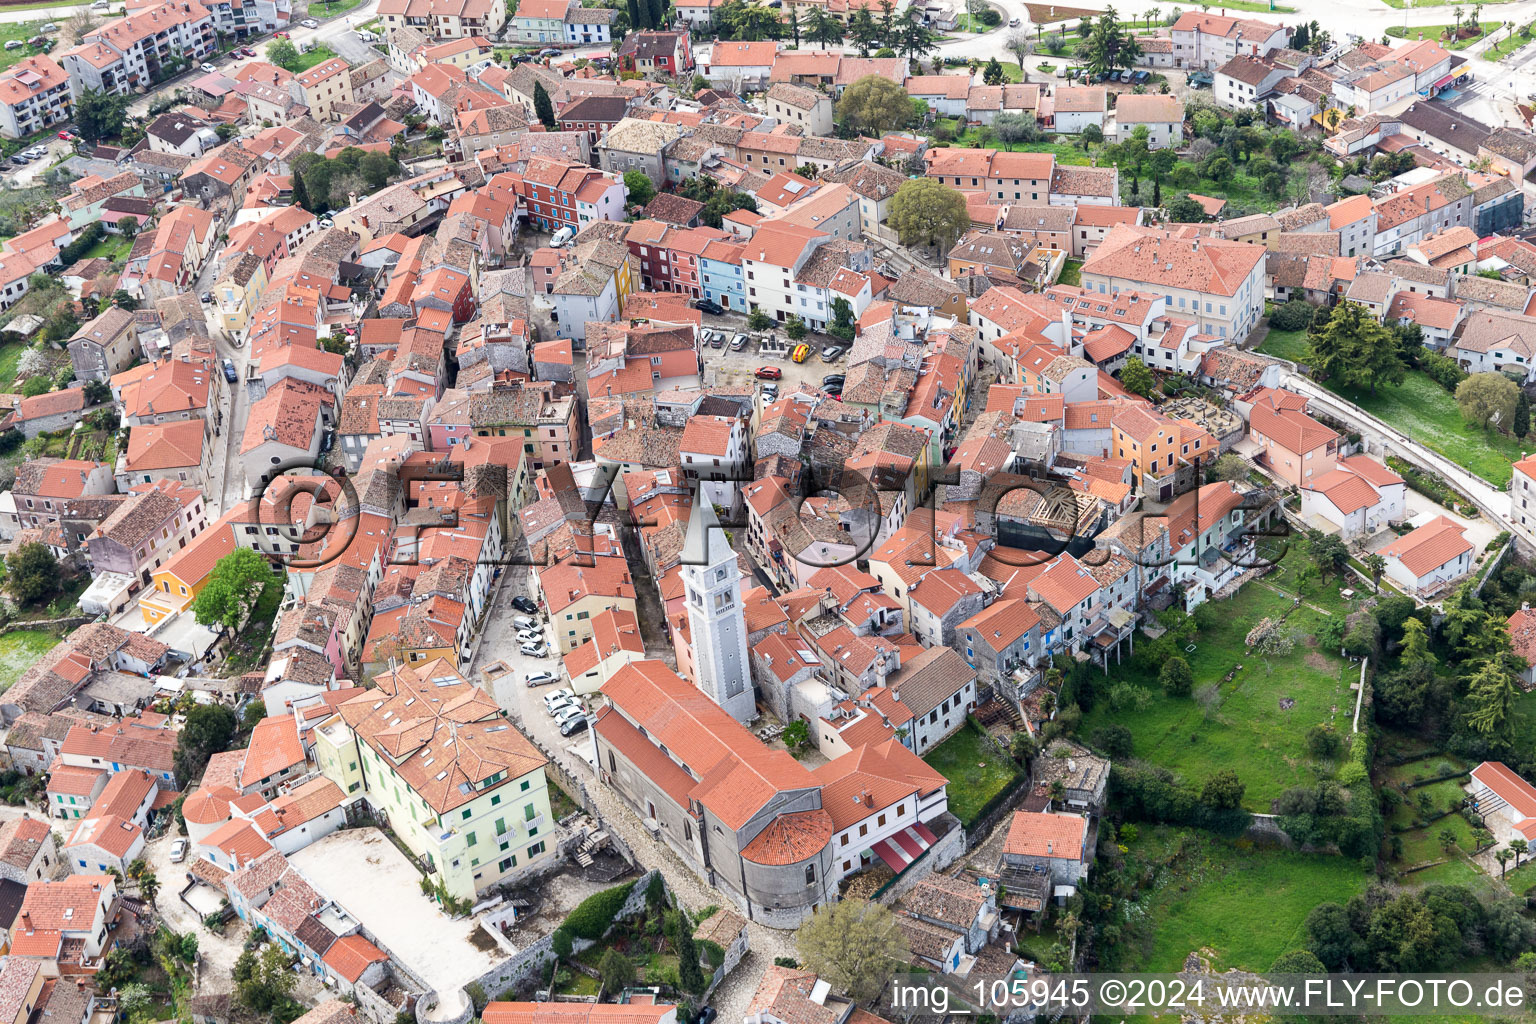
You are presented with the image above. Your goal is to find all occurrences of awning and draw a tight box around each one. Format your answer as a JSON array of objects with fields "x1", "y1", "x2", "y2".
[
  {"x1": 1433, "y1": 73, "x2": 1456, "y2": 89},
  {"x1": 870, "y1": 822, "x2": 940, "y2": 873}
]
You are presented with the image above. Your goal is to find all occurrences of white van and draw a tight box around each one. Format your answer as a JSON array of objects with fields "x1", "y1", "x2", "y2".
[{"x1": 549, "y1": 225, "x2": 575, "y2": 247}]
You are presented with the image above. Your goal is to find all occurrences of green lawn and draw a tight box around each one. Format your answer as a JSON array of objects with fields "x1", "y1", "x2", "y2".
[
  {"x1": 1484, "y1": 27, "x2": 1530, "y2": 60},
  {"x1": 1325, "y1": 371, "x2": 1528, "y2": 486},
  {"x1": 1255, "y1": 325, "x2": 1308, "y2": 362},
  {"x1": 1381, "y1": 0, "x2": 1515, "y2": 8},
  {"x1": 305, "y1": 0, "x2": 366, "y2": 14},
  {"x1": 921, "y1": 722, "x2": 1021, "y2": 827},
  {"x1": 0, "y1": 342, "x2": 28, "y2": 385},
  {"x1": 280, "y1": 43, "x2": 339, "y2": 71},
  {"x1": 1505, "y1": 860, "x2": 1536, "y2": 894},
  {"x1": 1197, "y1": 0, "x2": 1295, "y2": 10},
  {"x1": 1059, "y1": 259, "x2": 1082, "y2": 286},
  {"x1": 1012, "y1": 140, "x2": 1090, "y2": 165},
  {"x1": 1082, "y1": 549, "x2": 1359, "y2": 809},
  {"x1": 83, "y1": 235, "x2": 132, "y2": 262},
  {"x1": 1385, "y1": 21, "x2": 1498, "y2": 48},
  {"x1": 0, "y1": 22, "x2": 58, "y2": 76},
  {"x1": 1109, "y1": 826, "x2": 1368, "y2": 973},
  {"x1": 0, "y1": 630, "x2": 61, "y2": 690}
]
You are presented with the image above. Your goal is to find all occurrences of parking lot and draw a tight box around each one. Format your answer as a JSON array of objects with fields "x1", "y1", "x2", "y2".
[{"x1": 699, "y1": 318, "x2": 851, "y2": 399}]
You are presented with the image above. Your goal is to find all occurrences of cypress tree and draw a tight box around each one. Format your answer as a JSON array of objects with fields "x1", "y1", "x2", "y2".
[
  {"x1": 1516, "y1": 390, "x2": 1530, "y2": 439},
  {"x1": 533, "y1": 80, "x2": 556, "y2": 129}
]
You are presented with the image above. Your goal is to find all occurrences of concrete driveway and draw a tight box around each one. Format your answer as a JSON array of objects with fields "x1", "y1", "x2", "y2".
[{"x1": 142, "y1": 827, "x2": 252, "y2": 978}]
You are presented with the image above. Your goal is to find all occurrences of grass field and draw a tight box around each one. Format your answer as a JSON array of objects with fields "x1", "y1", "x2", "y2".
[
  {"x1": 0, "y1": 630, "x2": 61, "y2": 690},
  {"x1": 1255, "y1": 325, "x2": 1308, "y2": 362},
  {"x1": 1325, "y1": 371, "x2": 1527, "y2": 486},
  {"x1": 921, "y1": 722, "x2": 1020, "y2": 827},
  {"x1": 1385, "y1": 21, "x2": 1499, "y2": 48},
  {"x1": 0, "y1": 22, "x2": 57, "y2": 76},
  {"x1": 1381, "y1": 0, "x2": 1516, "y2": 8},
  {"x1": 0, "y1": 342, "x2": 28, "y2": 385},
  {"x1": 1109, "y1": 827, "x2": 1368, "y2": 973},
  {"x1": 1504, "y1": 860, "x2": 1536, "y2": 894},
  {"x1": 284, "y1": 43, "x2": 339, "y2": 71},
  {"x1": 1081, "y1": 550, "x2": 1359, "y2": 809},
  {"x1": 1059, "y1": 259, "x2": 1082, "y2": 286},
  {"x1": 83, "y1": 234, "x2": 132, "y2": 262},
  {"x1": 1011, "y1": 140, "x2": 1090, "y2": 165},
  {"x1": 1485, "y1": 26, "x2": 1531, "y2": 60}
]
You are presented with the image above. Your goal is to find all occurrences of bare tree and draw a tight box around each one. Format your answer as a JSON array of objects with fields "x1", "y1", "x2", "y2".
[
  {"x1": 1005, "y1": 29, "x2": 1033, "y2": 68},
  {"x1": 67, "y1": 8, "x2": 100, "y2": 45}
]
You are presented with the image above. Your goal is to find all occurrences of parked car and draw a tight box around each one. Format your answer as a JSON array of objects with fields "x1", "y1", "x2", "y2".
[
  {"x1": 730, "y1": 333, "x2": 747, "y2": 351},
  {"x1": 1132, "y1": 70, "x2": 1150, "y2": 83},
  {"x1": 39, "y1": 21, "x2": 56, "y2": 30},
  {"x1": 559, "y1": 715, "x2": 589, "y2": 737},
  {"x1": 519, "y1": 641, "x2": 548, "y2": 657},
  {"x1": 694, "y1": 1008, "x2": 717, "y2": 1024},
  {"x1": 222, "y1": 359, "x2": 238, "y2": 383},
  {"x1": 512, "y1": 614, "x2": 540, "y2": 630},
  {"x1": 755, "y1": 366, "x2": 782, "y2": 380},
  {"x1": 791, "y1": 343, "x2": 810, "y2": 363},
  {"x1": 1055, "y1": 65, "x2": 1067, "y2": 77},
  {"x1": 516, "y1": 630, "x2": 544, "y2": 645},
  {"x1": 511, "y1": 595, "x2": 539, "y2": 615},
  {"x1": 822, "y1": 382, "x2": 843, "y2": 396},
  {"x1": 8, "y1": 156, "x2": 26, "y2": 167},
  {"x1": 710, "y1": 332, "x2": 726, "y2": 348},
  {"x1": 300, "y1": 17, "x2": 319, "y2": 26},
  {"x1": 4, "y1": 41, "x2": 24, "y2": 51},
  {"x1": 820, "y1": 344, "x2": 847, "y2": 361},
  {"x1": 822, "y1": 373, "x2": 845, "y2": 386},
  {"x1": 274, "y1": 30, "x2": 290, "y2": 37},
  {"x1": 239, "y1": 46, "x2": 257, "y2": 56},
  {"x1": 524, "y1": 670, "x2": 558, "y2": 686},
  {"x1": 170, "y1": 839, "x2": 188, "y2": 863},
  {"x1": 539, "y1": 47, "x2": 561, "y2": 56},
  {"x1": 695, "y1": 298, "x2": 724, "y2": 315},
  {"x1": 547, "y1": 697, "x2": 581, "y2": 718},
  {"x1": 543, "y1": 688, "x2": 576, "y2": 708}
]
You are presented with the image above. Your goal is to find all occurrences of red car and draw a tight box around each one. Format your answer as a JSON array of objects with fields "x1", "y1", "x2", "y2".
[
  {"x1": 274, "y1": 30, "x2": 290, "y2": 37},
  {"x1": 754, "y1": 366, "x2": 782, "y2": 380},
  {"x1": 57, "y1": 131, "x2": 72, "y2": 141},
  {"x1": 238, "y1": 46, "x2": 256, "y2": 56}
]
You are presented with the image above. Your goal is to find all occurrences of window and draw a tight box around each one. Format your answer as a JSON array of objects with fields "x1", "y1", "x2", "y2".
[
  {"x1": 527, "y1": 841, "x2": 546, "y2": 858},
  {"x1": 804, "y1": 864, "x2": 816, "y2": 884}
]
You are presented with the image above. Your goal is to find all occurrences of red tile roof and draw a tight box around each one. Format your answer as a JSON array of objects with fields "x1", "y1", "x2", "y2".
[
  {"x1": 1381, "y1": 515, "x2": 1471, "y2": 577},
  {"x1": 1002, "y1": 809, "x2": 1086, "y2": 858}
]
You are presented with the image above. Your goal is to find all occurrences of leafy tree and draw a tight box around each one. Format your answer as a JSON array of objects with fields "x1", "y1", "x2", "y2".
[
  {"x1": 1076, "y1": 5, "x2": 1142, "y2": 75},
  {"x1": 1305, "y1": 903, "x2": 1361, "y2": 969},
  {"x1": 237, "y1": 944, "x2": 297, "y2": 1013},
  {"x1": 1159, "y1": 656, "x2": 1193, "y2": 697},
  {"x1": 828, "y1": 297, "x2": 854, "y2": 341},
  {"x1": 192, "y1": 547, "x2": 274, "y2": 631},
  {"x1": 1091, "y1": 723, "x2": 1133, "y2": 758},
  {"x1": 1400, "y1": 617, "x2": 1435, "y2": 667},
  {"x1": 1269, "y1": 298, "x2": 1316, "y2": 332},
  {"x1": 804, "y1": 8, "x2": 842, "y2": 45},
  {"x1": 887, "y1": 178, "x2": 968, "y2": 253},
  {"x1": 1465, "y1": 657, "x2": 1519, "y2": 744},
  {"x1": 847, "y1": 8, "x2": 880, "y2": 54},
  {"x1": 1516, "y1": 390, "x2": 1531, "y2": 438},
  {"x1": 598, "y1": 949, "x2": 635, "y2": 992},
  {"x1": 19, "y1": 376, "x2": 51, "y2": 398},
  {"x1": 795, "y1": 900, "x2": 908, "y2": 1003},
  {"x1": 1208, "y1": 453, "x2": 1249, "y2": 482},
  {"x1": 1009, "y1": 730, "x2": 1037, "y2": 762},
  {"x1": 782, "y1": 719, "x2": 809, "y2": 751},
  {"x1": 1456, "y1": 372, "x2": 1520, "y2": 432},
  {"x1": 994, "y1": 112, "x2": 1041, "y2": 150},
  {"x1": 1120, "y1": 357, "x2": 1155, "y2": 397},
  {"x1": 1201, "y1": 769, "x2": 1245, "y2": 810},
  {"x1": 172, "y1": 703, "x2": 238, "y2": 785},
  {"x1": 75, "y1": 88, "x2": 130, "y2": 143},
  {"x1": 784, "y1": 315, "x2": 807, "y2": 341},
  {"x1": 623, "y1": 170, "x2": 656, "y2": 207},
  {"x1": 533, "y1": 81, "x2": 557, "y2": 129},
  {"x1": 1166, "y1": 194, "x2": 1207, "y2": 222},
  {"x1": 897, "y1": 10, "x2": 938, "y2": 59},
  {"x1": 1306, "y1": 300, "x2": 1405, "y2": 394},
  {"x1": 672, "y1": 911, "x2": 706, "y2": 994},
  {"x1": 748, "y1": 310, "x2": 773, "y2": 331},
  {"x1": 837, "y1": 75, "x2": 913, "y2": 136},
  {"x1": 116, "y1": 217, "x2": 140, "y2": 239},
  {"x1": 5, "y1": 542, "x2": 59, "y2": 606},
  {"x1": 982, "y1": 57, "x2": 1004, "y2": 84},
  {"x1": 1004, "y1": 29, "x2": 1032, "y2": 67},
  {"x1": 268, "y1": 38, "x2": 301, "y2": 70},
  {"x1": 1271, "y1": 949, "x2": 1326, "y2": 977},
  {"x1": 359, "y1": 150, "x2": 399, "y2": 190}
]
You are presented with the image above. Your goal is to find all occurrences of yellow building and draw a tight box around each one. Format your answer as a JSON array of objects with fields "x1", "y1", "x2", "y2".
[
  {"x1": 294, "y1": 58, "x2": 356, "y2": 123},
  {"x1": 314, "y1": 658, "x2": 556, "y2": 901},
  {"x1": 214, "y1": 253, "x2": 269, "y2": 341},
  {"x1": 139, "y1": 518, "x2": 237, "y2": 626},
  {"x1": 534, "y1": 558, "x2": 638, "y2": 654}
]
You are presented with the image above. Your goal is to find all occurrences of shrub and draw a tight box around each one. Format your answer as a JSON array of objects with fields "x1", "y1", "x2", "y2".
[
  {"x1": 1269, "y1": 299, "x2": 1315, "y2": 332},
  {"x1": 562, "y1": 881, "x2": 635, "y2": 940},
  {"x1": 1420, "y1": 351, "x2": 1468, "y2": 393}
]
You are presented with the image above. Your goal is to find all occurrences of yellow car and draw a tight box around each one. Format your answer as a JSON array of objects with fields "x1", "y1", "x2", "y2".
[{"x1": 791, "y1": 343, "x2": 810, "y2": 363}]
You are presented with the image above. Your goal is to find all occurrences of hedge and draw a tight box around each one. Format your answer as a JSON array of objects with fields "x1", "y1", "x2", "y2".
[{"x1": 562, "y1": 880, "x2": 636, "y2": 940}]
